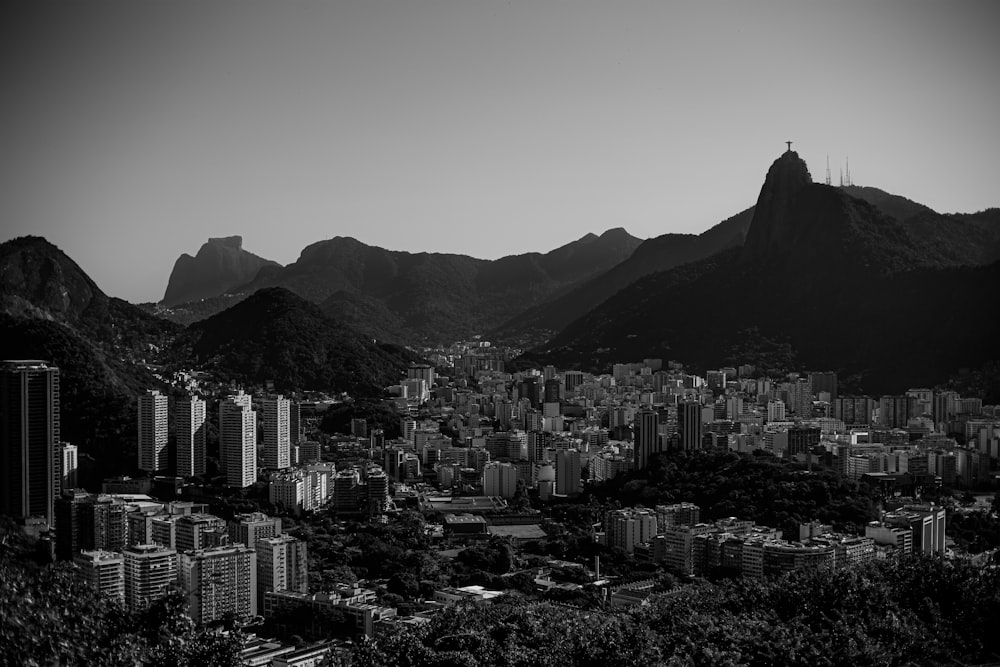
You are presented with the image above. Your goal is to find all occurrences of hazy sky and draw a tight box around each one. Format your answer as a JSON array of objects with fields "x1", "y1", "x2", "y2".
[{"x1": 2, "y1": 1, "x2": 998, "y2": 303}]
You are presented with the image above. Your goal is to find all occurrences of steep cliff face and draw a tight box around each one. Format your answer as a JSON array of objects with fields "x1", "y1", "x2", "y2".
[
  {"x1": 740, "y1": 150, "x2": 813, "y2": 262},
  {"x1": 161, "y1": 236, "x2": 280, "y2": 306}
]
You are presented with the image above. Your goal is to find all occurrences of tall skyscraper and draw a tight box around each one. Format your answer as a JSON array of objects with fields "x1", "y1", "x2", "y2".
[
  {"x1": 678, "y1": 402, "x2": 703, "y2": 451},
  {"x1": 0, "y1": 360, "x2": 60, "y2": 526},
  {"x1": 124, "y1": 543, "x2": 178, "y2": 613},
  {"x1": 176, "y1": 397, "x2": 206, "y2": 477},
  {"x1": 262, "y1": 396, "x2": 291, "y2": 470},
  {"x1": 219, "y1": 390, "x2": 251, "y2": 475},
  {"x1": 137, "y1": 390, "x2": 168, "y2": 474},
  {"x1": 555, "y1": 449, "x2": 581, "y2": 496},
  {"x1": 179, "y1": 544, "x2": 257, "y2": 625},
  {"x1": 220, "y1": 394, "x2": 256, "y2": 488},
  {"x1": 633, "y1": 409, "x2": 658, "y2": 469}
]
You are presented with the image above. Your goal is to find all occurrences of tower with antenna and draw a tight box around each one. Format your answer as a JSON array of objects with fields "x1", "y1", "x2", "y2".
[
  {"x1": 826, "y1": 155, "x2": 831, "y2": 186},
  {"x1": 844, "y1": 157, "x2": 852, "y2": 187}
]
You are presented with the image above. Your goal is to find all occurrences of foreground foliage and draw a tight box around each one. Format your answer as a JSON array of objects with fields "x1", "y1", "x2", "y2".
[
  {"x1": 354, "y1": 554, "x2": 1000, "y2": 667},
  {"x1": 0, "y1": 532, "x2": 244, "y2": 666}
]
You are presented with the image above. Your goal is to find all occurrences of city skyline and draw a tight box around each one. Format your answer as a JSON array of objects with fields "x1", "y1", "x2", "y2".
[{"x1": 2, "y1": 1, "x2": 998, "y2": 303}]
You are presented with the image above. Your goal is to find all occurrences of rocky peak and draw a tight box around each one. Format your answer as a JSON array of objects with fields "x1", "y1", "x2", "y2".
[{"x1": 741, "y1": 150, "x2": 813, "y2": 260}]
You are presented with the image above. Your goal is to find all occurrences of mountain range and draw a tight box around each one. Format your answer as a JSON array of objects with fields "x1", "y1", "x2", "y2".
[
  {"x1": 161, "y1": 235, "x2": 280, "y2": 307},
  {"x1": 521, "y1": 151, "x2": 1000, "y2": 395},
  {"x1": 156, "y1": 228, "x2": 644, "y2": 343},
  {"x1": 0, "y1": 236, "x2": 417, "y2": 482}
]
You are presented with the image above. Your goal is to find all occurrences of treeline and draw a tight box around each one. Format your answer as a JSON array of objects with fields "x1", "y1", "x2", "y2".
[
  {"x1": 0, "y1": 520, "x2": 244, "y2": 666},
  {"x1": 354, "y1": 554, "x2": 1000, "y2": 667}
]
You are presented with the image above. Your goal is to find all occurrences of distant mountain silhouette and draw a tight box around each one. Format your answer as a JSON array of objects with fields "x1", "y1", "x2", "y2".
[
  {"x1": 494, "y1": 207, "x2": 754, "y2": 344},
  {"x1": 162, "y1": 236, "x2": 280, "y2": 307},
  {"x1": 173, "y1": 287, "x2": 418, "y2": 395},
  {"x1": 526, "y1": 151, "x2": 1000, "y2": 393},
  {"x1": 161, "y1": 228, "x2": 642, "y2": 344},
  {"x1": 0, "y1": 236, "x2": 180, "y2": 479}
]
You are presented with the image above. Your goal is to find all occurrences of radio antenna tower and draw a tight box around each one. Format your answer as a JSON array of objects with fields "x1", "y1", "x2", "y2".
[
  {"x1": 845, "y1": 156, "x2": 852, "y2": 186},
  {"x1": 826, "y1": 155, "x2": 832, "y2": 185},
  {"x1": 839, "y1": 168, "x2": 843, "y2": 187}
]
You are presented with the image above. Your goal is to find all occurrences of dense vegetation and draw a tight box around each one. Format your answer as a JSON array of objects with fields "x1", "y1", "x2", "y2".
[
  {"x1": 583, "y1": 450, "x2": 881, "y2": 539},
  {"x1": 173, "y1": 287, "x2": 419, "y2": 396},
  {"x1": 0, "y1": 521, "x2": 244, "y2": 666},
  {"x1": 354, "y1": 554, "x2": 1000, "y2": 666}
]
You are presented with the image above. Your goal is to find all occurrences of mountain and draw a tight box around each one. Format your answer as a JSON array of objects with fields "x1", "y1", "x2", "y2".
[
  {"x1": 0, "y1": 236, "x2": 180, "y2": 480},
  {"x1": 172, "y1": 287, "x2": 418, "y2": 396},
  {"x1": 173, "y1": 228, "x2": 643, "y2": 344},
  {"x1": 161, "y1": 236, "x2": 280, "y2": 307},
  {"x1": 494, "y1": 207, "x2": 753, "y2": 345},
  {"x1": 526, "y1": 152, "x2": 1000, "y2": 394},
  {"x1": 843, "y1": 186, "x2": 1000, "y2": 266}
]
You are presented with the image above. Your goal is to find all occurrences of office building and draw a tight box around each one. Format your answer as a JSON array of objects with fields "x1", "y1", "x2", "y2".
[
  {"x1": 678, "y1": 402, "x2": 703, "y2": 451},
  {"x1": 220, "y1": 393, "x2": 256, "y2": 487},
  {"x1": 176, "y1": 397, "x2": 207, "y2": 477},
  {"x1": 137, "y1": 389, "x2": 169, "y2": 474},
  {"x1": 179, "y1": 544, "x2": 257, "y2": 625},
  {"x1": 74, "y1": 550, "x2": 125, "y2": 602},
  {"x1": 262, "y1": 396, "x2": 291, "y2": 470},
  {"x1": 1, "y1": 360, "x2": 60, "y2": 526},
  {"x1": 633, "y1": 409, "x2": 659, "y2": 470},
  {"x1": 124, "y1": 543, "x2": 177, "y2": 613}
]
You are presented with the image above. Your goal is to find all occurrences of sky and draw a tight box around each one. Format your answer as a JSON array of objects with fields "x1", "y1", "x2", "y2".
[{"x1": 1, "y1": 1, "x2": 998, "y2": 303}]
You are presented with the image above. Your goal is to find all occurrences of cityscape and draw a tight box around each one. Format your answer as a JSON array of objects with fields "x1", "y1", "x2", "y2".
[{"x1": 3, "y1": 2, "x2": 1000, "y2": 666}]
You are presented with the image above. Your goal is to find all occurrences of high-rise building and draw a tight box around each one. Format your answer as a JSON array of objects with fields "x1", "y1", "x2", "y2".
[
  {"x1": 605, "y1": 508, "x2": 657, "y2": 553},
  {"x1": 228, "y1": 512, "x2": 282, "y2": 548},
  {"x1": 60, "y1": 442, "x2": 78, "y2": 490},
  {"x1": 176, "y1": 513, "x2": 228, "y2": 553},
  {"x1": 176, "y1": 397, "x2": 207, "y2": 477},
  {"x1": 366, "y1": 467, "x2": 390, "y2": 513},
  {"x1": 82, "y1": 494, "x2": 127, "y2": 553},
  {"x1": 137, "y1": 389, "x2": 169, "y2": 474},
  {"x1": 1, "y1": 360, "x2": 60, "y2": 526},
  {"x1": 256, "y1": 535, "x2": 308, "y2": 609},
  {"x1": 289, "y1": 401, "x2": 302, "y2": 446},
  {"x1": 220, "y1": 394, "x2": 256, "y2": 488},
  {"x1": 555, "y1": 449, "x2": 581, "y2": 496},
  {"x1": 482, "y1": 461, "x2": 517, "y2": 499},
  {"x1": 55, "y1": 489, "x2": 89, "y2": 559},
  {"x1": 124, "y1": 543, "x2": 178, "y2": 613},
  {"x1": 767, "y1": 400, "x2": 787, "y2": 423},
  {"x1": 678, "y1": 402, "x2": 703, "y2": 452},
  {"x1": 809, "y1": 371, "x2": 838, "y2": 404},
  {"x1": 219, "y1": 390, "x2": 252, "y2": 475},
  {"x1": 878, "y1": 395, "x2": 915, "y2": 429},
  {"x1": 262, "y1": 396, "x2": 291, "y2": 470},
  {"x1": 654, "y1": 503, "x2": 701, "y2": 533},
  {"x1": 179, "y1": 544, "x2": 257, "y2": 625},
  {"x1": 333, "y1": 469, "x2": 361, "y2": 512},
  {"x1": 633, "y1": 409, "x2": 659, "y2": 470},
  {"x1": 74, "y1": 550, "x2": 125, "y2": 602}
]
